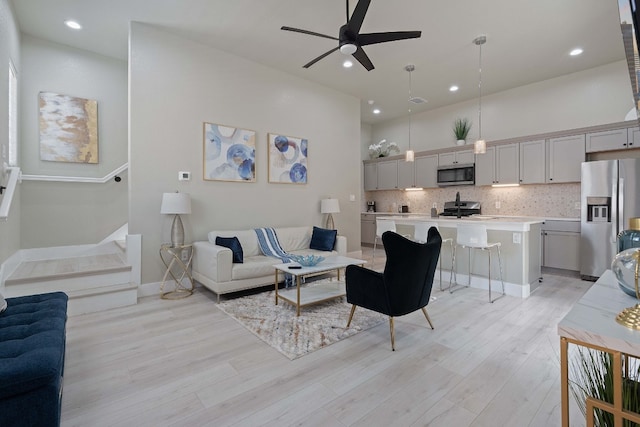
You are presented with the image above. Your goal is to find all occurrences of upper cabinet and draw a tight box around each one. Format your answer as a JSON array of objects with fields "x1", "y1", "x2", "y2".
[
  {"x1": 363, "y1": 162, "x2": 377, "y2": 191},
  {"x1": 414, "y1": 154, "x2": 438, "y2": 188},
  {"x1": 586, "y1": 128, "x2": 637, "y2": 152},
  {"x1": 546, "y1": 134, "x2": 585, "y2": 183},
  {"x1": 475, "y1": 143, "x2": 519, "y2": 186},
  {"x1": 438, "y1": 149, "x2": 474, "y2": 166},
  {"x1": 519, "y1": 139, "x2": 546, "y2": 184},
  {"x1": 397, "y1": 160, "x2": 415, "y2": 189},
  {"x1": 376, "y1": 159, "x2": 399, "y2": 190}
]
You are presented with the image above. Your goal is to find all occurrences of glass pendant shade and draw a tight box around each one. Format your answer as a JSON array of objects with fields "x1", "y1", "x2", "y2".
[
  {"x1": 405, "y1": 149, "x2": 415, "y2": 162},
  {"x1": 474, "y1": 139, "x2": 486, "y2": 154}
]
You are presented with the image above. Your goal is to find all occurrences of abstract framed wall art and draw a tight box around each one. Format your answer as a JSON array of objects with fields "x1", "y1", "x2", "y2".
[
  {"x1": 39, "y1": 91, "x2": 98, "y2": 163},
  {"x1": 203, "y1": 122, "x2": 256, "y2": 182},
  {"x1": 267, "y1": 133, "x2": 308, "y2": 184}
]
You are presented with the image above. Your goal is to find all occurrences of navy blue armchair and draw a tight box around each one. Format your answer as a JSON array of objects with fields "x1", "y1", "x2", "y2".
[{"x1": 346, "y1": 228, "x2": 441, "y2": 350}]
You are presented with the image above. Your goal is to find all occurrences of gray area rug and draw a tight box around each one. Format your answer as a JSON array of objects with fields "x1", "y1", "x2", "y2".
[{"x1": 217, "y1": 279, "x2": 387, "y2": 360}]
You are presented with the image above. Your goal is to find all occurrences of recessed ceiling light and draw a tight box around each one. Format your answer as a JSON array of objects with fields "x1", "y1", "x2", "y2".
[
  {"x1": 367, "y1": 99, "x2": 375, "y2": 105},
  {"x1": 570, "y1": 48, "x2": 583, "y2": 56},
  {"x1": 64, "y1": 20, "x2": 82, "y2": 30},
  {"x1": 372, "y1": 109, "x2": 381, "y2": 114},
  {"x1": 343, "y1": 60, "x2": 353, "y2": 68},
  {"x1": 449, "y1": 85, "x2": 459, "y2": 92}
]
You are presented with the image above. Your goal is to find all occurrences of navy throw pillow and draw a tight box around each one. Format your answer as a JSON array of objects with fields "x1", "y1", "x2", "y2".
[
  {"x1": 215, "y1": 236, "x2": 243, "y2": 263},
  {"x1": 310, "y1": 226, "x2": 337, "y2": 251}
]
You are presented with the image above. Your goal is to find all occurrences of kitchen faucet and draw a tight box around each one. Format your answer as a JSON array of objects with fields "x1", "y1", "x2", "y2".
[{"x1": 455, "y1": 191, "x2": 461, "y2": 218}]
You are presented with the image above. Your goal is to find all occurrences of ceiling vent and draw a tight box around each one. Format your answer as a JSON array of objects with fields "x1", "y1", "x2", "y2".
[{"x1": 409, "y1": 96, "x2": 428, "y2": 104}]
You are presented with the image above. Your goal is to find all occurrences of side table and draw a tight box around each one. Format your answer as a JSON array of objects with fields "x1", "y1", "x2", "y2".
[{"x1": 159, "y1": 243, "x2": 194, "y2": 299}]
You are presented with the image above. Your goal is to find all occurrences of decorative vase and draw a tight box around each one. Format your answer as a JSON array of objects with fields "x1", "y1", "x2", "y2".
[
  {"x1": 618, "y1": 217, "x2": 640, "y2": 252},
  {"x1": 612, "y1": 247, "x2": 640, "y2": 298},
  {"x1": 456, "y1": 139, "x2": 466, "y2": 146}
]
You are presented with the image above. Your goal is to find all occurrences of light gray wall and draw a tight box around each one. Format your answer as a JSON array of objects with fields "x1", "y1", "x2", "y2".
[
  {"x1": 371, "y1": 60, "x2": 635, "y2": 153},
  {"x1": 129, "y1": 23, "x2": 361, "y2": 284},
  {"x1": 19, "y1": 35, "x2": 128, "y2": 248},
  {"x1": 0, "y1": 0, "x2": 21, "y2": 265}
]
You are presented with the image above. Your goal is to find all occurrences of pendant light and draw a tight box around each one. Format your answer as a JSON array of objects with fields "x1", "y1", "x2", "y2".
[
  {"x1": 405, "y1": 64, "x2": 415, "y2": 162},
  {"x1": 473, "y1": 35, "x2": 487, "y2": 155}
]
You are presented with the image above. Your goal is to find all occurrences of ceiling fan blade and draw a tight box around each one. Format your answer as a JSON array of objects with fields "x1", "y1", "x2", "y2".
[
  {"x1": 352, "y1": 46, "x2": 374, "y2": 71},
  {"x1": 281, "y1": 26, "x2": 339, "y2": 41},
  {"x1": 346, "y1": 0, "x2": 371, "y2": 35},
  {"x1": 303, "y1": 46, "x2": 340, "y2": 68},
  {"x1": 358, "y1": 31, "x2": 422, "y2": 46}
]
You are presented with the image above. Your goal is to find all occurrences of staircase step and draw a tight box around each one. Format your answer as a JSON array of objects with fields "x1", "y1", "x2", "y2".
[
  {"x1": 66, "y1": 282, "x2": 138, "y2": 316},
  {"x1": 5, "y1": 253, "x2": 130, "y2": 286}
]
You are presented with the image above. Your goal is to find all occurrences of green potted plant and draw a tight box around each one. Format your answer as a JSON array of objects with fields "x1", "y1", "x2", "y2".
[{"x1": 453, "y1": 118, "x2": 472, "y2": 146}]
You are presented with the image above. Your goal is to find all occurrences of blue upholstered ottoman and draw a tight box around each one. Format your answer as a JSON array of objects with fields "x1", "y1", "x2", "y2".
[{"x1": 0, "y1": 292, "x2": 68, "y2": 427}]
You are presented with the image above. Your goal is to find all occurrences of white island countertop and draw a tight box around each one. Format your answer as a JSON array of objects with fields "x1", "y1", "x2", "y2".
[{"x1": 375, "y1": 214, "x2": 545, "y2": 232}]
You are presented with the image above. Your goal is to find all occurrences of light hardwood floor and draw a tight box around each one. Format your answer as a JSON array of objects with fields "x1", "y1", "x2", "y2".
[{"x1": 61, "y1": 247, "x2": 591, "y2": 426}]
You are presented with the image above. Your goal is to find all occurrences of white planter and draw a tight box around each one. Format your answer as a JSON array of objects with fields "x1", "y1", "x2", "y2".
[{"x1": 456, "y1": 139, "x2": 466, "y2": 146}]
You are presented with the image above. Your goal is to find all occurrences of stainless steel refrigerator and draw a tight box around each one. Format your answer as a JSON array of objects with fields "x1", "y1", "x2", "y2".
[{"x1": 580, "y1": 159, "x2": 640, "y2": 280}]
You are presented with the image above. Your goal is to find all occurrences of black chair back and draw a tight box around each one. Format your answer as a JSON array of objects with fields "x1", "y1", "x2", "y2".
[{"x1": 381, "y1": 228, "x2": 442, "y2": 316}]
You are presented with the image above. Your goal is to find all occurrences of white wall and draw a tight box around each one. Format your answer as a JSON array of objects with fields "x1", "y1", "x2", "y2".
[
  {"x1": 18, "y1": 35, "x2": 128, "y2": 248},
  {"x1": 0, "y1": 0, "x2": 21, "y2": 265},
  {"x1": 371, "y1": 61, "x2": 635, "y2": 153},
  {"x1": 129, "y1": 23, "x2": 361, "y2": 284}
]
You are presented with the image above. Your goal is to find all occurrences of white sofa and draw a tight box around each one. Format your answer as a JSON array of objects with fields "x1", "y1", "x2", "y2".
[{"x1": 192, "y1": 226, "x2": 346, "y2": 299}]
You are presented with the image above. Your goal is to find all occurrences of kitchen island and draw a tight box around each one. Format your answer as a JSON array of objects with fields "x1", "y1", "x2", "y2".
[{"x1": 377, "y1": 215, "x2": 544, "y2": 298}]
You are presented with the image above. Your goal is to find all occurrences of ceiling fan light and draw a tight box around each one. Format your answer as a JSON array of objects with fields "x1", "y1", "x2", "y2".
[{"x1": 340, "y1": 43, "x2": 357, "y2": 55}]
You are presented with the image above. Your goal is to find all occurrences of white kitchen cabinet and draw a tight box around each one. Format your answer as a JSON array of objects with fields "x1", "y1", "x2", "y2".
[
  {"x1": 519, "y1": 139, "x2": 545, "y2": 184},
  {"x1": 541, "y1": 220, "x2": 581, "y2": 271},
  {"x1": 475, "y1": 143, "x2": 519, "y2": 186},
  {"x1": 586, "y1": 128, "x2": 630, "y2": 153},
  {"x1": 361, "y1": 214, "x2": 376, "y2": 245},
  {"x1": 397, "y1": 159, "x2": 415, "y2": 189},
  {"x1": 628, "y1": 127, "x2": 639, "y2": 148},
  {"x1": 475, "y1": 146, "x2": 495, "y2": 186},
  {"x1": 376, "y1": 160, "x2": 398, "y2": 190},
  {"x1": 363, "y1": 162, "x2": 377, "y2": 191},
  {"x1": 414, "y1": 154, "x2": 438, "y2": 188},
  {"x1": 546, "y1": 134, "x2": 585, "y2": 183},
  {"x1": 438, "y1": 149, "x2": 474, "y2": 166}
]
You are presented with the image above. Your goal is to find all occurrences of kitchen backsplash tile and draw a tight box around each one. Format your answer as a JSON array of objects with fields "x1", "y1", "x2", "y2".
[{"x1": 365, "y1": 183, "x2": 580, "y2": 218}]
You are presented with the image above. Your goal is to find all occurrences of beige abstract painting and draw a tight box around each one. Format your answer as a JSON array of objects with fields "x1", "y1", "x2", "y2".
[{"x1": 39, "y1": 92, "x2": 98, "y2": 163}]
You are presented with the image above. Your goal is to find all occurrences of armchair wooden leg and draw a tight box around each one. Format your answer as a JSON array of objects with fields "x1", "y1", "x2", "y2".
[
  {"x1": 421, "y1": 307, "x2": 434, "y2": 330},
  {"x1": 346, "y1": 304, "x2": 356, "y2": 327},
  {"x1": 389, "y1": 317, "x2": 395, "y2": 351}
]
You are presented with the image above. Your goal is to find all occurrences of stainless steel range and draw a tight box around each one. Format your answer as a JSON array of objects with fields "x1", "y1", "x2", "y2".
[{"x1": 440, "y1": 201, "x2": 481, "y2": 217}]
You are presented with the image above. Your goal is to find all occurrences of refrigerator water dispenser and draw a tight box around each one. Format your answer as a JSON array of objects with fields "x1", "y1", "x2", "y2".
[{"x1": 586, "y1": 197, "x2": 611, "y2": 223}]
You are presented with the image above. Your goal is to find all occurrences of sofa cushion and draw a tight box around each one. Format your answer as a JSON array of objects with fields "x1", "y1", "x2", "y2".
[
  {"x1": 209, "y1": 229, "x2": 262, "y2": 257},
  {"x1": 310, "y1": 226, "x2": 337, "y2": 251},
  {"x1": 231, "y1": 255, "x2": 281, "y2": 280},
  {"x1": 274, "y1": 226, "x2": 312, "y2": 252},
  {"x1": 215, "y1": 236, "x2": 243, "y2": 263}
]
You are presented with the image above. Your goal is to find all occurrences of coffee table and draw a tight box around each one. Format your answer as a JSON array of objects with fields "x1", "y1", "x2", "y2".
[{"x1": 273, "y1": 255, "x2": 366, "y2": 316}]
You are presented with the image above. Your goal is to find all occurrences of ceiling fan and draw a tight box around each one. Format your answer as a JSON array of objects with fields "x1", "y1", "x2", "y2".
[{"x1": 281, "y1": 0, "x2": 421, "y2": 71}]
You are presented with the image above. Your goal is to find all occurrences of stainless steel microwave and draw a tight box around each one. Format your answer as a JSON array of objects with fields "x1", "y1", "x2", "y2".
[{"x1": 437, "y1": 163, "x2": 475, "y2": 186}]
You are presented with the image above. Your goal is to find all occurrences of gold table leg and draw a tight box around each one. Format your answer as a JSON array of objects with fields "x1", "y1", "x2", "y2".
[
  {"x1": 274, "y1": 269, "x2": 279, "y2": 305},
  {"x1": 560, "y1": 337, "x2": 569, "y2": 427}
]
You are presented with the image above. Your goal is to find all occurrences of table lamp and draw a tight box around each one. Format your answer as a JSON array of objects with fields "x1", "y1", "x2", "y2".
[
  {"x1": 321, "y1": 198, "x2": 340, "y2": 230},
  {"x1": 161, "y1": 192, "x2": 191, "y2": 246}
]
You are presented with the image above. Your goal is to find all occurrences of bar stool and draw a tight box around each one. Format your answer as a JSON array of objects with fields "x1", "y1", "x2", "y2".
[
  {"x1": 451, "y1": 223, "x2": 505, "y2": 303},
  {"x1": 373, "y1": 218, "x2": 397, "y2": 265},
  {"x1": 413, "y1": 222, "x2": 454, "y2": 291}
]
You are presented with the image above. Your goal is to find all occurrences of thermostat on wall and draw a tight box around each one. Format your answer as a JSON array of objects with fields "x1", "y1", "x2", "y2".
[{"x1": 178, "y1": 171, "x2": 191, "y2": 181}]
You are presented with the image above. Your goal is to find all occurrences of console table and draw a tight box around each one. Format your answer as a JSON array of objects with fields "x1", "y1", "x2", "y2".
[{"x1": 558, "y1": 269, "x2": 640, "y2": 426}]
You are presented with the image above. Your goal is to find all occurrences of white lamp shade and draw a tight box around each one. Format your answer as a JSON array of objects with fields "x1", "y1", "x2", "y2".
[
  {"x1": 160, "y1": 192, "x2": 191, "y2": 215},
  {"x1": 320, "y1": 198, "x2": 340, "y2": 214}
]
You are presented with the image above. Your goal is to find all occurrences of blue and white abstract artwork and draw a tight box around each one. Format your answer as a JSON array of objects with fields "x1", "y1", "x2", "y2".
[
  {"x1": 268, "y1": 133, "x2": 308, "y2": 184},
  {"x1": 203, "y1": 123, "x2": 256, "y2": 182}
]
